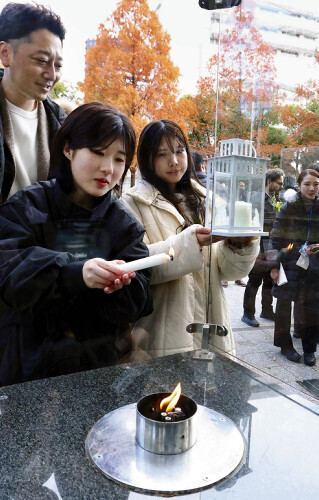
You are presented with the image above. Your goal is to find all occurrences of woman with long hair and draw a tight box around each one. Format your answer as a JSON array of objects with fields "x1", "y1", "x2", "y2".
[
  {"x1": 0, "y1": 102, "x2": 152, "y2": 386},
  {"x1": 122, "y1": 119, "x2": 259, "y2": 358},
  {"x1": 270, "y1": 169, "x2": 319, "y2": 366}
]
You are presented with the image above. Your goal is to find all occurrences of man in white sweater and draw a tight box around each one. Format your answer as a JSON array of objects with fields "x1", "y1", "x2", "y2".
[{"x1": 0, "y1": 2, "x2": 66, "y2": 203}]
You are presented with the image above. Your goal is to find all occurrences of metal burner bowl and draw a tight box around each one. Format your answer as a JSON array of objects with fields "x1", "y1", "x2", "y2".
[
  {"x1": 136, "y1": 392, "x2": 197, "y2": 455},
  {"x1": 86, "y1": 403, "x2": 246, "y2": 496}
]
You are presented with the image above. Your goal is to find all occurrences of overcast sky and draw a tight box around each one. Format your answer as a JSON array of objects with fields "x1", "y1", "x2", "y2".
[{"x1": 1, "y1": 0, "x2": 319, "y2": 95}]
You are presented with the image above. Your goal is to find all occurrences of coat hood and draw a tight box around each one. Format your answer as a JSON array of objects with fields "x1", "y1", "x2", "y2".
[{"x1": 125, "y1": 180, "x2": 159, "y2": 205}]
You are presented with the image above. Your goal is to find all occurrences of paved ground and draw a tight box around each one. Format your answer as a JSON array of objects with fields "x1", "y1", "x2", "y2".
[{"x1": 223, "y1": 279, "x2": 319, "y2": 406}]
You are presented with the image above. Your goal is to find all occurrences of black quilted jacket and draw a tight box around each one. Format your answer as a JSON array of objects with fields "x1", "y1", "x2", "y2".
[
  {"x1": 0, "y1": 180, "x2": 153, "y2": 385},
  {"x1": 269, "y1": 192, "x2": 319, "y2": 290}
]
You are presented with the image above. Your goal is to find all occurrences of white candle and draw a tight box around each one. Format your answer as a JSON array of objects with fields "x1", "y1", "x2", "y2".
[
  {"x1": 118, "y1": 253, "x2": 172, "y2": 272},
  {"x1": 234, "y1": 201, "x2": 252, "y2": 227}
]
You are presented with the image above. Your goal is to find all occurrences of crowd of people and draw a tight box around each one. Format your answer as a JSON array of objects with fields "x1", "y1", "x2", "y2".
[
  {"x1": 236, "y1": 167, "x2": 319, "y2": 367},
  {"x1": 0, "y1": 2, "x2": 317, "y2": 387}
]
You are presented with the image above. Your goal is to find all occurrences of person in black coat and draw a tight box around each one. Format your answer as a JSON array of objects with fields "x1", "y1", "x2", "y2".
[
  {"x1": 270, "y1": 169, "x2": 319, "y2": 366},
  {"x1": 191, "y1": 151, "x2": 207, "y2": 186},
  {"x1": 0, "y1": 102, "x2": 153, "y2": 386},
  {"x1": 241, "y1": 168, "x2": 284, "y2": 326}
]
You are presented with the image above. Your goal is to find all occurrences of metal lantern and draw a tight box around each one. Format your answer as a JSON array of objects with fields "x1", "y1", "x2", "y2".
[{"x1": 205, "y1": 138, "x2": 268, "y2": 237}]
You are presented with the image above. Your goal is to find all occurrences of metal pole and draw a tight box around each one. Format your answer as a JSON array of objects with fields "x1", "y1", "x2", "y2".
[{"x1": 207, "y1": 12, "x2": 222, "y2": 323}]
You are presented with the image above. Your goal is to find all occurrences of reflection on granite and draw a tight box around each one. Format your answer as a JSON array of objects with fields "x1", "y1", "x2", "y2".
[
  {"x1": 297, "y1": 379, "x2": 319, "y2": 400},
  {"x1": 0, "y1": 351, "x2": 318, "y2": 499}
]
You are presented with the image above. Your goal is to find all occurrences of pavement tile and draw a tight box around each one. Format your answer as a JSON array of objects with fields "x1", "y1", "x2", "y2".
[
  {"x1": 243, "y1": 342, "x2": 277, "y2": 353},
  {"x1": 222, "y1": 282, "x2": 319, "y2": 404},
  {"x1": 234, "y1": 351, "x2": 278, "y2": 368},
  {"x1": 235, "y1": 329, "x2": 272, "y2": 341}
]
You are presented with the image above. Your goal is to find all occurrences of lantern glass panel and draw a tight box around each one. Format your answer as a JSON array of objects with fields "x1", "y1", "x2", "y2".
[
  {"x1": 213, "y1": 174, "x2": 231, "y2": 227},
  {"x1": 250, "y1": 178, "x2": 264, "y2": 228}
]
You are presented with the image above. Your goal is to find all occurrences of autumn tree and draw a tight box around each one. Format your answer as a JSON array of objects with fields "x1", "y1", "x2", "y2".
[
  {"x1": 189, "y1": 7, "x2": 278, "y2": 154},
  {"x1": 186, "y1": 90, "x2": 216, "y2": 152},
  {"x1": 278, "y1": 72, "x2": 319, "y2": 148},
  {"x1": 79, "y1": 0, "x2": 184, "y2": 136}
]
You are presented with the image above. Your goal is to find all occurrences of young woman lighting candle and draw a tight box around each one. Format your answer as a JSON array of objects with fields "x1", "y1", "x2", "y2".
[
  {"x1": 0, "y1": 103, "x2": 153, "y2": 386},
  {"x1": 122, "y1": 120, "x2": 259, "y2": 358}
]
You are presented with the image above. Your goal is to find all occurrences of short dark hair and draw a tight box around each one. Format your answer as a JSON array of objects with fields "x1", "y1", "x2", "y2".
[
  {"x1": 266, "y1": 167, "x2": 284, "y2": 184},
  {"x1": 137, "y1": 119, "x2": 205, "y2": 225},
  {"x1": 297, "y1": 169, "x2": 319, "y2": 185},
  {"x1": 0, "y1": 3, "x2": 66, "y2": 42},
  {"x1": 49, "y1": 102, "x2": 136, "y2": 194},
  {"x1": 191, "y1": 151, "x2": 204, "y2": 172}
]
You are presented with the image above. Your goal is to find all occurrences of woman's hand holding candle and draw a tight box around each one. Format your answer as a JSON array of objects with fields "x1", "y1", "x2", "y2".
[
  {"x1": 82, "y1": 258, "x2": 136, "y2": 294},
  {"x1": 117, "y1": 252, "x2": 172, "y2": 272}
]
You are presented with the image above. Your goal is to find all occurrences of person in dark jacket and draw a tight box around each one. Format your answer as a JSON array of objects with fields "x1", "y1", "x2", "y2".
[
  {"x1": 191, "y1": 151, "x2": 207, "y2": 186},
  {"x1": 270, "y1": 169, "x2": 319, "y2": 366},
  {"x1": 0, "y1": 3, "x2": 67, "y2": 203},
  {"x1": 241, "y1": 168, "x2": 284, "y2": 326},
  {"x1": 0, "y1": 102, "x2": 153, "y2": 386}
]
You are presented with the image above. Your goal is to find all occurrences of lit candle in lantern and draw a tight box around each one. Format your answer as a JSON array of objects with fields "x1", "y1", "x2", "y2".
[
  {"x1": 234, "y1": 201, "x2": 252, "y2": 227},
  {"x1": 118, "y1": 248, "x2": 174, "y2": 273}
]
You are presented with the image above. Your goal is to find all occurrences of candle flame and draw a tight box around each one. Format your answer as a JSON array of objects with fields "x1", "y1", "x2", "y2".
[
  {"x1": 160, "y1": 383, "x2": 181, "y2": 413},
  {"x1": 287, "y1": 243, "x2": 293, "y2": 251},
  {"x1": 169, "y1": 247, "x2": 175, "y2": 260}
]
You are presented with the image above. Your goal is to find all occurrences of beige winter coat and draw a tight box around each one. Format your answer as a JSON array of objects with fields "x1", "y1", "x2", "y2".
[{"x1": 122, "y1": 180, "x2": 259, "y2": 358}]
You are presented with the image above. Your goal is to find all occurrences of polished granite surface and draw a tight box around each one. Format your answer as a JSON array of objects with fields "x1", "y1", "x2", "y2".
[{"x1": 0, "y1": 351, "x2": 318, "y2": 499}]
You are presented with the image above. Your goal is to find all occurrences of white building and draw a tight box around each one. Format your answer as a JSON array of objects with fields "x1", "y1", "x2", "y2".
[{"x1": 210, "y1": 0, "x2": 319, "y2": 101}]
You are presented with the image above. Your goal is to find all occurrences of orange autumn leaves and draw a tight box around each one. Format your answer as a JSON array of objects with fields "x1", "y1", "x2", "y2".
[
  {"x1": 80, "y1": 2, "x2": 319, "y2": 166},
  {"x1": 79, "y1": 0, "x2": 191, "y2": 140}
]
